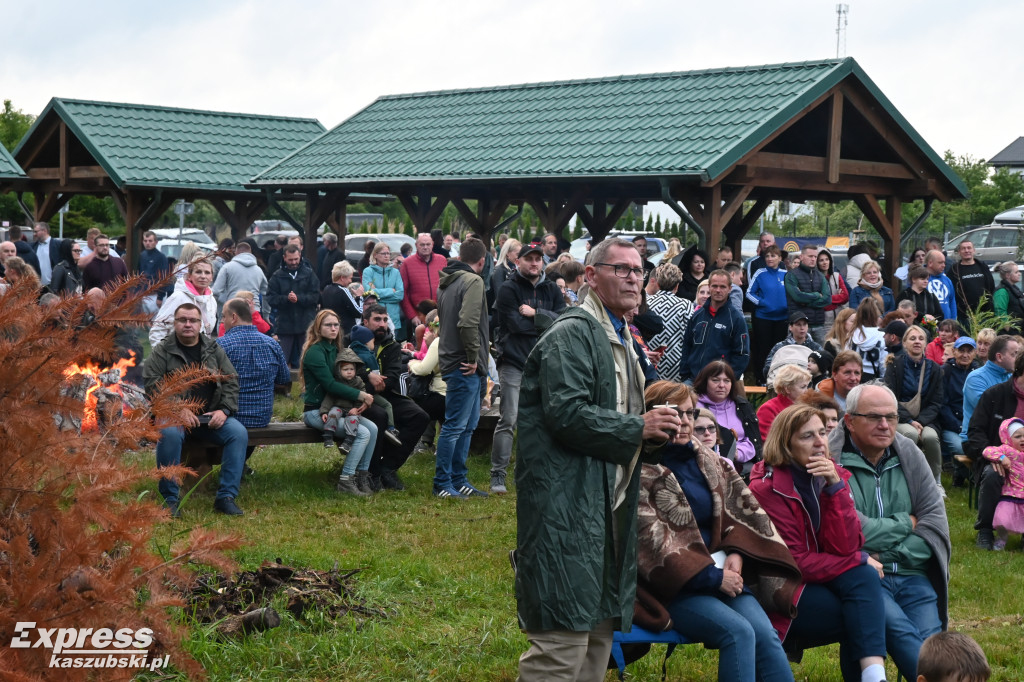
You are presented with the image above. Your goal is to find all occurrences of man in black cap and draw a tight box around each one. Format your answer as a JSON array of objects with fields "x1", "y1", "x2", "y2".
[
  {"x1": 763, "y1": 311, "x2": 823, "y2": 380},
  {"x1": 490, "y1": 242, "x2": 566, "y2": 494},
  {"x1": 883, "y1": 320, "x2": 909, "y2": 357}
]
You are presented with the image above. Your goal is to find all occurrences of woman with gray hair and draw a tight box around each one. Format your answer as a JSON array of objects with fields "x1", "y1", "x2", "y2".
[
  {"x1": 321, "y1": 260, "x2": 362, "y2": 334},
  {"x1": 756, "y1": 364, "x2": 813, "y2": 441},
  {"x1": 993, "y1": 261, "x2": 1024, "y2": 333}
]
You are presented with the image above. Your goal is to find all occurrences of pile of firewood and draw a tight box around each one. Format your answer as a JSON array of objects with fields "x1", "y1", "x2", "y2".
[{"x1": 186, "y1": 559, "x2": 387, "y2": 638}]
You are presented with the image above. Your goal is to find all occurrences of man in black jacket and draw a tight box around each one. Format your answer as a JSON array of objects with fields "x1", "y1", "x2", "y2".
[
  {"x1": 266, "y1": 245, "x2": 319, "y2": 368},
  {"x1": 362, "y1": 305, "x2": 430, "y2": 490},
  {"x1": 948, "y1": 240, "x2": 994, "y2": 331},
  {"x1": 965, "y1": 352, "x2": 1024, "y2": 549},
  {"x1": 490, "y1": 244, "x2": 566, "y2": 494}
]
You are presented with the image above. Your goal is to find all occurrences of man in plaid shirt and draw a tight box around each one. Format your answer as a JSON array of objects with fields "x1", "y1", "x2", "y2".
[{"x1": 217, "y1": 298, "x2": 291, "y2": 428}]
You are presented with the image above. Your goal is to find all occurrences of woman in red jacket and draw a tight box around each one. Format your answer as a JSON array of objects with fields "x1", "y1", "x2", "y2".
[
  {"x1": 756, "y1": 364, "x2": 812, "y2": 442},
  {"x1": 748, "y1": 405, "x2": 889, "y2": 682}
]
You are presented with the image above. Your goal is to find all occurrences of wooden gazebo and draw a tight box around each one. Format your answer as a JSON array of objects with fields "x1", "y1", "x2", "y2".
[
  {"x1": 11, "y1": 98, "x2": 328, "y2": 267},
  {"x1": 252, "y1": 57, "x2": 966, "y2": 276}
]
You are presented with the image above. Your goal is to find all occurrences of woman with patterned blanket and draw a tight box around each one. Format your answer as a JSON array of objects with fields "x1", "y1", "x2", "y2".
[{"x1": 634, "y1": 381, "x2": 801, "y2": 682}]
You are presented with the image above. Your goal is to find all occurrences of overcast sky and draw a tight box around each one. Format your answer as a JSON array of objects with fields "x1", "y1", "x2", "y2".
[{"x1": 5, "y1": 0, "x2": 1021, "y2": 223}]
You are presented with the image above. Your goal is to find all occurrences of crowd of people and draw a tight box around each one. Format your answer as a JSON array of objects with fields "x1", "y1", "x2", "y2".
[
  {"x1": 4, "y1": 220, "x2": 1013, "y2": 681},
  {"x1": 509, "y1": 233, "x2": 1014, "y2": 682}
]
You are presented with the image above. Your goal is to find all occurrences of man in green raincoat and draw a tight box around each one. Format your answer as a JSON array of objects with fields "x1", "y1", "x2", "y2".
[{"x1": 515, "y1": 238, "x2": 682, "y2": 680}]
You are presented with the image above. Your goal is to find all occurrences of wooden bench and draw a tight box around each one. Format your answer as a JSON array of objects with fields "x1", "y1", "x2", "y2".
[
  {"x1": 181, "y1": 405, "x2": 500, "y2": 484},
  {"x1": 743, "y1": 385, "x2": 770, "y2": 409}
]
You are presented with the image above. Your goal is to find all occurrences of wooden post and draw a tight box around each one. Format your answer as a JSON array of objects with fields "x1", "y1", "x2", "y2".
[
  {"x1": 575, "y1": 199, "x2": 631, "y2": 244},
  {"x1": 451, "y1": 197, "x2": 511, "y2": 250},
  {"x1": 884, "y1": 196, "x2": 902, "y2": 281},
  {"x1": 397, "y1": 188, "x2": 451, "y2": 234}
]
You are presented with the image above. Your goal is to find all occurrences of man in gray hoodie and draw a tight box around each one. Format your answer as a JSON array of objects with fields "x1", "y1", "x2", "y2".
[
  {"x1": 212, "y1": 241, "x2": 268, "y2": 314},
  {"x1": 433, "y1": 237, "x2": 490, "y2": 499}
]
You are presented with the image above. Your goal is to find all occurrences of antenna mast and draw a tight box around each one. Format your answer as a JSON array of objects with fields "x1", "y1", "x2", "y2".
[{"x1": 836, "y1": 4, "x2": 849, "y2": 58}]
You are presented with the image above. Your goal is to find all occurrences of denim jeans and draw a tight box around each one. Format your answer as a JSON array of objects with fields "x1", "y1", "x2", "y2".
[
  {"x1": 491, "y1": 365, "x2": 522, "y2": 478},
  {"x1": 433, "y1": 370, "x2": 481, "y2": 491},
  {"x1": 880, "y1": 574, "x2": 941, "y2": 681},
  {"x1": 787, "y1": 564, "x2": 887, "y2": 682},
  {"x1": 156, "y1": 417, "x2": 247, "y2": 504},
  {"x1": 940, "y1": 429, "x2": 964, "y2": 460},
  {"x1": 341, "y1": 416, "x2": 377, "y2": 475},
  {"x1": 666, "y1": 591, "x2": 794, "y2": 682}
]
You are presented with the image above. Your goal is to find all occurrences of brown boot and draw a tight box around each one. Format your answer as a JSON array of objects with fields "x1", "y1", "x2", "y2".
[{"x1": 336, "y1": 475, "x2": 368, "y2": 497}]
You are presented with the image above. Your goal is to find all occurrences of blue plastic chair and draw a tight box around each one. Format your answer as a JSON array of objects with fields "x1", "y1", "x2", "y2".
[{"x1": 611, "y1": 625, "x2": 692, "y2": 681}]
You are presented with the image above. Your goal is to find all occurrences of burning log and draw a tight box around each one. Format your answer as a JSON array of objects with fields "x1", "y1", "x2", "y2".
[{"x1": 60, "y1": 352, "x2": 149, "y2": 432}]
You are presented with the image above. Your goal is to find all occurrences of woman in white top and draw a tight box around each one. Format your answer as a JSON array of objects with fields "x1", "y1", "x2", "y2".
[
  {"x1": 849, "y1": 297, "x2": 887, "y2": 381},
  {"x1": 150, "y1": 258, "x2": 218, "y2": 347}
]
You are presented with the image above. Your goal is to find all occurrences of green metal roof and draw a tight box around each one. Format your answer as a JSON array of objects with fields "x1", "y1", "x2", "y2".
[
  {"x1": 253, "y1": 57, "x2": 965, "y2": 197},
  {"x1": 0, "y1": 144, "x2": 26, "y2": 179},
  {"x1": 15, "y1": 98, "x2": 326, "y2": 193}
]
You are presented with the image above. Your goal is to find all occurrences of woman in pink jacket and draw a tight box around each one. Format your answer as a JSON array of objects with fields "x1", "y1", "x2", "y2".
[{"x1": 748, "y1": 404, "x2": 889, "y2": 682}]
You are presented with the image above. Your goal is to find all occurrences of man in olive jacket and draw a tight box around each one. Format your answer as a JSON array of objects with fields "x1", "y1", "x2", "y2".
[
  {"x1": 144, "y1": 302, "x2": 247, "y2": 518},
  {"x1": 433, "y1": 238, "x2": 490, "y2": 499},
  {"x1": 515, "y1": 239, "x2": 682, "y2": 680}
]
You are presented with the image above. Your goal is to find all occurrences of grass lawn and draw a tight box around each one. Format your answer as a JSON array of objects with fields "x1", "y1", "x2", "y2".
[{"x1": 140, "y1": 391, "x2": 1024, "y2": 681}]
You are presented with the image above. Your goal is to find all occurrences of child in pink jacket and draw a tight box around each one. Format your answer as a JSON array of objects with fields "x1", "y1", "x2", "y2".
[{"x1": 982, "y1": 417, "x2": 1024, "y2": 550}]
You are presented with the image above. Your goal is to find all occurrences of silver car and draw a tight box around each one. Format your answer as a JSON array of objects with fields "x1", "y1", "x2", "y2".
[{"x1": 944, "y1": 225, "x2": 1023, "y2": 264}]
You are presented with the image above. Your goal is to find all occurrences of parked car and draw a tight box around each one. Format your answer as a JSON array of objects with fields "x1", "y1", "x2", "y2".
[
  {"x1": 569, "y1": 232, "x2": 667, "y2": 263},
  {"x1": 344, "y1": 233, "x2": 416, "y2": 270},
  {"x1": 250, "y1": 230, "x2": 300, "y2": 250},
  {"x1": 151, "y1": 228, "x2": 215, "y2": 245},
  {"x1": 944, "y1": 225, "x2": 1023, "y2": 264},
  {"x1": 993, "y1": 205, "x2": 1024, "y2": 225},
  {"x1": 156, "y1": 239, "x2": 215, "y2": 261}
]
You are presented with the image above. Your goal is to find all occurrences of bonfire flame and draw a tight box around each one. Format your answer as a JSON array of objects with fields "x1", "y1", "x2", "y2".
[{"x1": 62, "y1": 352, "x2": 146, "y2": 431}]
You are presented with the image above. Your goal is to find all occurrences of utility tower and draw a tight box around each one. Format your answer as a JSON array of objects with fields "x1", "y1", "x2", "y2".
[{"x1": 836, "y1": 4, "x2": 849, "y2": 58}]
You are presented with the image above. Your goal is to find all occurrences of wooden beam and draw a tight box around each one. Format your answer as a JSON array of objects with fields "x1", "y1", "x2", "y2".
[
  {"x1": 575, "y1": 199, "x2": 631, "y2": 243},
  {"x1": 852, "y1": 194, "x2": 891, "y2": 239},
  {"x1": 838, "y1": 83, "x2": 953, "y2": 202},
  {"x1": 59, "y1": 121, "x2": 68, "y2": 187},
  {"x1": 702, "y1": 185, "x2": 724, "y2": 254},
  {"x1": 723, "y1": 198, "x2": 772, "y2": 249},
  {"x1": 121, "y1": 191, "x2": 176, "y2": 271},
  {"x1": 304, "y1": 191, "x2": 348, "y2": 264},
  {"x1": 526, "y1": 188, "x2": 588, "y2": 239},
  {"x1": 32, "y1": 191, "x2": 71, "y2": 222},
  {"x1": 729, "y1": 87, "x2": 837, "y2": 173},
  {"x1": 451, "y1": 197, "x2": 512, "y2": 248},
  {"x1": 109, "y1": 190, "x2": 127, "y2": 220},
  {"x1": 397, "y1": 188, "x2": 452, "y2": 233},
  {"x1": 745, "y1": 152, "x2": 916, "y2": 179},
  {"x1": 740, "y1": 167, "x2": 927, "y2": 199},
  {"x1": 16, "y1": 116, "x2": 60, "y2": 170},
  {"x1": 675, "y1": 186, "x2": 707, "y2": 227},
  {"x1": 27, "y1": 165, "x2": 109, "y2": 180},
  {"x1": 884, "y1": 196, "x2": 902, "y2": 280},
  {"x1": 827, "y1": 91, "x2": 843, "y2": 184},
  {"x1": 718, "y1": 185, "x2": 754, "y2": 227},
  {"x1": 852, "y1": 193, "x2": 903, "y2": 279}
]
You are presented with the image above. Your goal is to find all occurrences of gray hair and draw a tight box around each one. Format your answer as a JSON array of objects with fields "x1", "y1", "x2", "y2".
[
  {"x1": 773, "y1": 364, "x2": 812, "y2": 393},
  {"x1": 332, "y1": 260, "x2": 355, "y2": 280},
  {"x1": 897, "y1": 299, "x2": 916, "y2": 314},
  {"x1": 586, "y1": 238, "x2": 635, "y2": 267},
  {"x1": 845, "y1": 383, "x2": 897, "y2": 416},
  {"x1": 323, "y1": 232, "x2": 338, "y2": 246}
]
